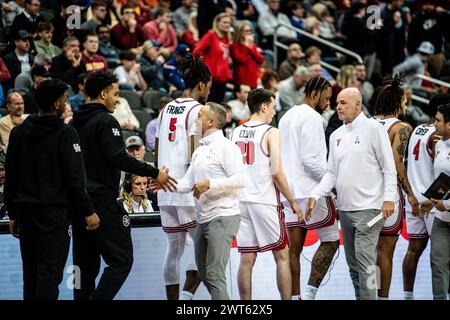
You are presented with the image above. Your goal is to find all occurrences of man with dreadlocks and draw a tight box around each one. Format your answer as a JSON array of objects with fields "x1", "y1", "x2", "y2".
[
  {"x1": 372, "y1": 75, "x2": 421, "y2": 300},
  {"x1": 307, "y1": 87, "x2": 397, "y2": 300},
  {"x1": 155, "y1": 54, "x2": 212, "y2": 300},
  {"x1": 279, "y1": 76, "x2": 340, "y2": 300}
]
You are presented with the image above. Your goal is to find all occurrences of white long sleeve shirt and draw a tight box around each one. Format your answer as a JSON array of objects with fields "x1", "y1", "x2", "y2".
[
  {"x1": 312, "y1": 112, "x2": 397, "y2": 211},
  {"x1": 433, "y1": 138, "x2": 450, "y2": 222},
  {"x1": 177, "y1": 130, "x2": 246, "y2": 224},
  {"x1": 279, "y1": 104, "x2": 327, "y2": 200}
]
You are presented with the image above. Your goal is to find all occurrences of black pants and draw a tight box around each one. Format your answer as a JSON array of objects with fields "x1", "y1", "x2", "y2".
[
  {"x1": 17, "y1": 205, "x2": 71, "y2": 300},
  {"x1": 72, "y1": 201, "x2": 133, "y2": 300}
]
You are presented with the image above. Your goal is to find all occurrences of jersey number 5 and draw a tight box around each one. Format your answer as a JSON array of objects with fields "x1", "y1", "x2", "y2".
[
  {"x1": 168, "y1": 118, "x2": 177, "y2": 142},
  {"x1": 236, "y1": 141, "x2": 255, "y2": 165}
]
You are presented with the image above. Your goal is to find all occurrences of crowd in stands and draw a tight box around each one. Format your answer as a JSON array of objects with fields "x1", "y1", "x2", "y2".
[{"x1": 0, "y1": 0, "x2": 449, "y2": 215}]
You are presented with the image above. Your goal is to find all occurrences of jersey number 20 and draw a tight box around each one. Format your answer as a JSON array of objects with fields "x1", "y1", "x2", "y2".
[{"x1": 236, "y1": 141, "x2": 255, "y2": 165}]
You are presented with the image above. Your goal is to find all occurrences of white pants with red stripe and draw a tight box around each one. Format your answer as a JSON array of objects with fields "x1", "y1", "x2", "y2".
[
  {"x1": 160, "y1": 205, "x2": 196, "y2": 233},
  {"x1": 283, "y1": 197, "x2": 340, "y2": 242},
  {"x1": 237, "y1": 202, "x2": 288, "y2": 253}
]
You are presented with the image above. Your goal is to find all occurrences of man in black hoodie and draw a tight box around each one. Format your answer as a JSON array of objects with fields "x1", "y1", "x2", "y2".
[
  {"x1": 71, "y1": 71, "x2": 177, "y2": 300},
  {"x1": 5, "y1": 79, "x2": 100, "y2": 300}
]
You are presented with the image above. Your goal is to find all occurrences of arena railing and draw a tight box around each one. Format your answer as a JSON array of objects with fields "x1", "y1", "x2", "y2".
[
  {"x1": 0, "y1": 212, "x2": 162, "y2": 235},
  {"x1": 413, "y1": 74, "x2": 450, "y2": 89},
  {"x1": 273, "y1": 21, "x2": 364, "y2": 67}
]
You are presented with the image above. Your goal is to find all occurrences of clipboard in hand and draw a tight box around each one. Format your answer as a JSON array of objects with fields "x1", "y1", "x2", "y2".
[{"x1": 422, "y1": 172, "x2": 450, "y2": 200}]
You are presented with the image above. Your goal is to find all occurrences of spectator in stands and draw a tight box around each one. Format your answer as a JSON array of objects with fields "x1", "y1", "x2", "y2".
[
  {"x1": 125, "y1": 135, "x2": 146, "y2": 160},
  {"x1": 193, "y1": 12, "x2": 233, "y2": 103},
  {"x1": 34, "y1": 22, "x2": 61, "y2": 58},
  {"x1": 0, "y1": 92, "x2": 28, "y2": 146},
  {"x1": 120, "y1": 173, "x2": 154, "y2": 213},
  {"x1": 110, "y1": 4, "x2": 142, "y2": 50},
  {"x1": 22, "y1": 64, "x2": 51, "y2": 114},
  {"x1": 181, "y1": 11, "x2": 199, "y2": 51},
  {"x1": 287, "y1": 0, "x2": 305, "y2": 39},
  {"x1": 393, "y1": 41, "x2": 434, "y2": 89},
  {"x1": 230, "y1": 22, "x2": 265, "y2": 90},
  {"x1": 353, "y1": 62, "x2": 374, "y2": 107},
  {"x1": 257, "y1": 0, "x2": 297, "y2": 46},
  {"x1": 14, "y1": 52, "x2": 51, "y2": 95},
  {"x1": 163, "y1": 44, "x2": 190, "y2": 91},
  {"x1": 114, "y1": 50, "x2": 147, "y2": 94},
  {"x1": 61, "y1": 101, "x2": 73, "y2": 124},
  {"x1": 138, "y1": 40, "x2": 167, "y2": 92},
  {"x1": 141, "y1": 7, "x2": 177, "y2": 54},
  {"x1": 145, "y1": 95, "x2": 171, "y2": 152},
  {"x1": 277, "y1": 65, "x2": 311, "y2": 110},
  {"x1": 0, "y1": 57, "x2": 12, "y2": 87},
  {"x1": 10, "y1": 0, "x2": 44, "y2": 40},
  {"x1": 330, "y1": 64, "x2": 355, "y2": 112},
  {"x1": 407, "y1": 0, "x2": 449, "y2": 78},
  {"x1": 305, "y1": 46, "x2": 334, "y2": 82},
  {"x1": 81, "y1": 1, "x2": 108, "y2": 33},
  {"x1": 0, "y1": 152, "x2": 5, "y2": 219},
  {"x1": 112, "y1": 97, "x2": 140, "y2": 131},
  {"x1": 261, "y1": 70, "x2": 280, "y2": 94},
  {"x1": 377, "y1": 0, "x2": 408, "y2": 75},
  {"x1": 127, "y1": 0, "x2": 152, "y2": 27},
  {"x1": 50, "y1": 1, "x2": 83, "y2": 48},
  {"x1": 197, "y1": 0, "x2": 230, "y2": 38},
  {"x1": 81, "y1": 32, "x2": 108, "y2": 73},
  {"x1": 51, "y1": 36, "x2": 86, "y2": 92},
  {"x1": 278, "y1": 42, "x2": 304, "y2": 81},
  {"x1": 402, "y1": 85, "x2": 430, "y2": 128},
  {"x1": 2, "y1": 0, "x2": 25, "y2": 37},
  {"x1": 3, "y1": 30, "x2": 35, "y2": 92},
  {"x1": 96, "y1": 24, "x2": 120, "y2": 70},
  {"x1": 310, "y1": 2, "x2": 341, "y2": 41},
  {"x1": 308, "y1": 62, "x2": 335, "y2": 86},
  {"x1": 173, "y1": 0, "x2": 194, "y2": 35},
  {"x1": 235, "y1": 0, "x2": 258, "y2": 22},
  {"x1": 227, "y1": 84, "x2": 251, "y2": 121},
  {"x1": 341, "y1": 2, "x2": 375, "y2": 61},
  {"x1": 69, "y1": 73, "x2": 88, "y2": 112}
]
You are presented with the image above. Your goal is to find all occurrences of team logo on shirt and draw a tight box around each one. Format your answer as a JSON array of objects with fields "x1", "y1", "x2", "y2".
[
  {"x1": 354, "y1": 136, "x2": 360, "y2": 144},
  {"x1": 112, "y1": 128, "x2": 121, "y2": 137},
  {"x1": 68, "y1": 225, "x2": 72, "y2": 238},
  {"x1": 122, "y1": 215, "x2": 130, "y2": 227},
  {"x1": 336, "y1": 139, "x2": 341, "y2": 146},
  {"x1": 73, "y1": 143, "x2": 81, "y2": 152}
]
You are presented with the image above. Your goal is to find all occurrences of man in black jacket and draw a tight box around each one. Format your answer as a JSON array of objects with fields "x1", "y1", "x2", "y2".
[
  {"x1": 5, "y1": 79, "x2": 100, "y2": 300},
  {"x1": 71, "y1": 71, "x2": 176, "y2": 300}
]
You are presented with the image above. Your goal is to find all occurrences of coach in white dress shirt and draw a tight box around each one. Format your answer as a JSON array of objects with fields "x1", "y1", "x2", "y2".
[
  {"x1": 177, "y1": 102, "x2": 246, "y2": 300},
  {"x1": 307, "y1": 88, "x2": 397, "y2": 300}
]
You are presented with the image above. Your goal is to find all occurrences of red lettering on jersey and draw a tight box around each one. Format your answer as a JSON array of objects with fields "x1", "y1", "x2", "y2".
[{"x1": 336, "y1": 139, "x2": 341, "y2": 146}]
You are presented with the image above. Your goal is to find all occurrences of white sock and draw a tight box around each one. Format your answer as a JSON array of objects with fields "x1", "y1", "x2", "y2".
[
  {"x1": 378, "y1": 296, "x2": 389, "y2": 300},
  {"x1": 180, "y1": 291, "x2": 194, "y2": 300},
  {"x1": 292, "y1": 294, "x2": 301, "y2": 300},
  {"x1": 302, "y1": 285, "x2": 318, "y2": 300},
  {"x1": 404, "y1": 291, "x2": 414, "y2": 300}
]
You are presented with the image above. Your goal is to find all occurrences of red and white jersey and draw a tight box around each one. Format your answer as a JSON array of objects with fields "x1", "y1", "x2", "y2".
[
  {"x1": 231, "y1": 121, "x2": 278, "y2": 206},
  {"x1": 156, "y1": 97, "x2": 202, "y2": 206},
  {"x1": 406, "y1": 123, "x2": 436, "y2": 209},
  {"x1": 375, "y1": 116, "x2": 403, "y2": 202}
]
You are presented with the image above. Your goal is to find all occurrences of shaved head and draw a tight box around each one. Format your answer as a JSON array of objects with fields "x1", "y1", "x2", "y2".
[{"x1": 336, "y1": 88, "x2": 362, "y2": 123}]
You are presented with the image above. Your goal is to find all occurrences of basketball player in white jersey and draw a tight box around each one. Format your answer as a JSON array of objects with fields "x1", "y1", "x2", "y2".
[
  {"x1": 372, "y1": 76, "x2": 420, "y2": 300},
  {"x1": 402, "y1": 94, "x2": 450, "y2": 300},
  {"x1": 278, "y1": 76, "x2": 340, "y2": 300},
  {"x1": 232, "y1": 88, "x2": 302, "y2": 300},
  {"x1": 155, "y1": 55, "x2": 212, "y2": 300}
]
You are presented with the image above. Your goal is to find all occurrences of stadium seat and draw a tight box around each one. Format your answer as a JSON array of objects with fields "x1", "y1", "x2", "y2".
[
  {"x1": 143, "y1": 90, "x2": 166, "y2": 111},
  {"x1": 120, "y1": 89, "x2": 142, "y2": 109},
  {"x1": 132, "y1": 109, "x2": 152, "y2": 130}
]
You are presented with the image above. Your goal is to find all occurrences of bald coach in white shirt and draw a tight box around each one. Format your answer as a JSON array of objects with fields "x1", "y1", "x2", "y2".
[{"x1": 306, "y1": 88, "x2": 397, "y2": 300}]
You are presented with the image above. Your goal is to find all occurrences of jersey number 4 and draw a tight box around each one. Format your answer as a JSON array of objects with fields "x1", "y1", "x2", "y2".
[
  {"x1": 412, "y1": 140, "x2": 420, "y2": 161},
  {"x1": 236, "y1": 141, "x2": 255, "y2": 165},
  {"x1": 168, "y1": 118, "x2": 177, "y2": 142}
]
